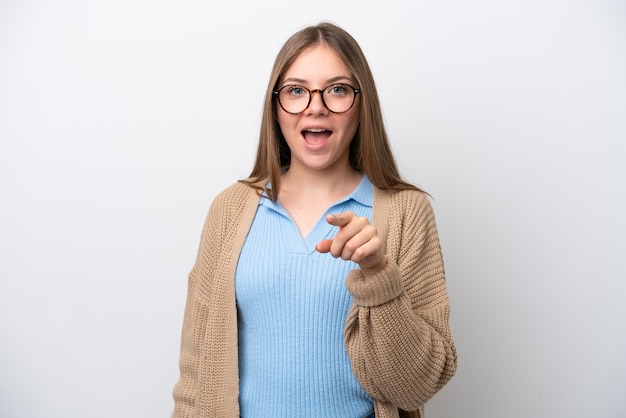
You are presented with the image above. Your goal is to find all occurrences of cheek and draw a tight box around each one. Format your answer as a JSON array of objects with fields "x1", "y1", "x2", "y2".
[
  {"x1": 348, "y1": 102, "x2": 361, "y2": 129},
  {"x1": 277, "y1": 112, "x2": 298, "y2": 136},
  {"x1": 346, "y1": 112, "x2": 360, "y2": 137},
  {"x1": 276, "y1": 112, "x2": 287, "y2": 132}
]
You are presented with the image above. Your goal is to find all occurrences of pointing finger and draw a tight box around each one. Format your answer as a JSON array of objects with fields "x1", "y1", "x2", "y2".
[{"x1": 325, "y1": 212, "x2": 354, "y2": 227}]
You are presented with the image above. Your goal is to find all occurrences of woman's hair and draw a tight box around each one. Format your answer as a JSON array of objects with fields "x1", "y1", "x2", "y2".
[{"x1": 242, "y1": 22, "x2": 420, "y2": 200}]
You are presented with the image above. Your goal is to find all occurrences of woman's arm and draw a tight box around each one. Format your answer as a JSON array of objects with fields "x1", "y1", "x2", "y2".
[
  {"x1": 344, "y1": 191, "x2": 457, "y2": 411},
  {"x1": 171, "y1": 190, "x2": 230, "y2": 418}
]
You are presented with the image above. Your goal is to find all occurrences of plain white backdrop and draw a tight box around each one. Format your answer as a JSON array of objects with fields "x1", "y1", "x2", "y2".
[{"x1": 1, "y1": 0, "x2": 624, "y2": 417}]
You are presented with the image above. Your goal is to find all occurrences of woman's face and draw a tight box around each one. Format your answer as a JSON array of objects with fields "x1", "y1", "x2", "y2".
[{"x1": 276, "y1": 45, "x2": 360, "y2": 175}]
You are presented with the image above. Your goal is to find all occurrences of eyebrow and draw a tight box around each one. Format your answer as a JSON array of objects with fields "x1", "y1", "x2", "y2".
[{"x1": 281, "y1": 75, "x2": 354, "y2": 86}]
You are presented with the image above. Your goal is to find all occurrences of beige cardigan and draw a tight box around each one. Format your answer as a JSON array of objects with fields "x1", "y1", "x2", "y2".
[{"x1": 172, "y1": 181, "x2": 457, "y2": 418}]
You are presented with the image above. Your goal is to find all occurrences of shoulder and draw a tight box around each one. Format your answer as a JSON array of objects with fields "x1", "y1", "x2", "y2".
[
  {"x1": 210, "y1": 180, "x2": 261, "y2": 210},
  {"x1": 202, "y1": 180, "x2": 262, "y2": 229},
  {"x1": 374, "y1": 187, "x2": 434, "y2": 218},
  {"x1": 373, "y1": 188, "x2": 442, "y2": 259}
]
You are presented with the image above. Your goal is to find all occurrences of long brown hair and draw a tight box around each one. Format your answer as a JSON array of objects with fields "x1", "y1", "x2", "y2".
[{"x1": 242, "y1": 22, "x2": 420, "y2": 200}]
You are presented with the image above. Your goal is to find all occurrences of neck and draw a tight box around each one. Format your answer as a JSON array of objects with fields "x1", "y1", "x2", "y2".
[{"x1": 280, "y1": 163, "x2": 362, "y2": 200}]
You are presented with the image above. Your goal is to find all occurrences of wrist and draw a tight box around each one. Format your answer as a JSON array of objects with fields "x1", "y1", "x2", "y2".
[
  {"x1": 345, "y1": 258, "x2": 404, "y2": 307},
  {"x1": 360, "y1": 255, "x2": 388, "y2": 276}
]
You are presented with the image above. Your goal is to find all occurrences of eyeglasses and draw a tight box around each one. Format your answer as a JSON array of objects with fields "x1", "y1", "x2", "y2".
[{"x1": 273, "y1": 83, "x2": 360, "y2": 114}]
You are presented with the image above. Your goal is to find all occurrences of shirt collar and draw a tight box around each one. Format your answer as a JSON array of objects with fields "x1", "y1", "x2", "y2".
[{"x1": 347, "y1": 173, "x2": 373, "y2": 207}]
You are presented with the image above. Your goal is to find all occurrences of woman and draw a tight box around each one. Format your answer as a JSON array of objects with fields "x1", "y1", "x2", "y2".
[{"x1": 172, "y1": 22, "x2": 457, "y2": 418}]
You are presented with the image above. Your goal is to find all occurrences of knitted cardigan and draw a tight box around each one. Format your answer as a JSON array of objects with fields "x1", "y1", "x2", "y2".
[{"x1": 172, "y1": 181, "x2": 457, "y2": 418}]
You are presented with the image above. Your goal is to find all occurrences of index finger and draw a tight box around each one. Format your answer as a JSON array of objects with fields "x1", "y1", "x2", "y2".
[{"x1": 325, "y1": 211, "x2": 354, "y2": 227}]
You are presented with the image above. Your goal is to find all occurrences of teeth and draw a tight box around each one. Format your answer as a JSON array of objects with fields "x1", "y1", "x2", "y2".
[{"x1": 307, "y1": 128, "x2": 326, "y2": 133}]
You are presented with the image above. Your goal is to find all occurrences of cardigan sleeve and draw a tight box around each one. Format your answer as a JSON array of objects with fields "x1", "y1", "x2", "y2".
[
  {"x1": 171, "y1": 198, "x2": 222, "y2": 418},
  {"x1": 344, "y1": 190, "x2": 457, "y2": 411},
  {"x1": 171, "y1": 182, "x2": 259, "y2": 418},
  {"x1": 171, "y1": 183, "x2": 243, "y2": 417}
]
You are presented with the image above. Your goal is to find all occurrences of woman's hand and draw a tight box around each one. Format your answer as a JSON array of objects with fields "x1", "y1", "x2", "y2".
[{"x1": 316, "y1": 211, "x2": 387, "y2": 275}]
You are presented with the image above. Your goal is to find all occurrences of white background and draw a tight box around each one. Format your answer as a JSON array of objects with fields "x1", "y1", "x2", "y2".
[{"x1": 1, "y1": 1, "x2": 624, "y2": 417}]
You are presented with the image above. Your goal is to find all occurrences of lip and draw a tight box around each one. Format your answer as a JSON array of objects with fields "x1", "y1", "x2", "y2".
[
  {"x1": 301, "y1": 125, "x2": 332, "y2": 133},
  {"x1": 301, "y1": 126, "x2": 333, "y2": 151}
]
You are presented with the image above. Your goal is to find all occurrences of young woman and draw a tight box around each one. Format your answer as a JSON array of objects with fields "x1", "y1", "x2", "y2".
[{"x1": 172, "y1": 22, "x2": 457, "y2": 418}]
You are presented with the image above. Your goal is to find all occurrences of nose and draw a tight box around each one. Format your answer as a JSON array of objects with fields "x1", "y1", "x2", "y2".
[{"x1": 305, "y1": 89, "x2": 329, "y2": 115}]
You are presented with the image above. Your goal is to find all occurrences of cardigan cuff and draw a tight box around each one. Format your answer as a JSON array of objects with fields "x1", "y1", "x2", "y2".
[{"x1": 345, "y1": 257, "x2": 404, "y2": 307}]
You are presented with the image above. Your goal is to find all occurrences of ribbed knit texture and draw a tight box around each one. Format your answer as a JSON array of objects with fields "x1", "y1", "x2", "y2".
[
  {"x1": 172, "y1": 179, "x2": 457, "y2": 418},
  {"x1": 235, "y1": 176, "x2": 374, "y2": 417}
]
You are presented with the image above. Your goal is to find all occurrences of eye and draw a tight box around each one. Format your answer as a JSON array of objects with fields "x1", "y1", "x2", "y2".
[
  {"x1": 286, "y1": 85, "x2": 307, "y2": 96},
  {"x1": 327, "y1": 84, "x2": 348, "y2": 96}
]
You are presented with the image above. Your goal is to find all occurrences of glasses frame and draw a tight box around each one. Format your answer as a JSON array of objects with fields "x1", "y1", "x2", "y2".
[{"x1": 273, "y1": 83, "x2": 361, "y2": 115}]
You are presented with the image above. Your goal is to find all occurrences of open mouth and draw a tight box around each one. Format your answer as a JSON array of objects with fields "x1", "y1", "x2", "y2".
[{"x1": 302, "y1": 128, "x2": 332, "y2": 145}]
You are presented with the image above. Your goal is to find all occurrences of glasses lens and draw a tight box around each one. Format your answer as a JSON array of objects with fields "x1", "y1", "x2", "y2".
[
  {"x1": 278, "y1": 85, "x2": 310, "y2": 114},
  {"x1": 324, "y1": 84, "x2": 356, "y2": 113}
]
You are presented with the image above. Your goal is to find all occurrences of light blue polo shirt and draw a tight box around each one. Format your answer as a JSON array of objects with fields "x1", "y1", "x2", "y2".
[{"x1": 235, "y1": 174, "x2": 375, "y2": 418}]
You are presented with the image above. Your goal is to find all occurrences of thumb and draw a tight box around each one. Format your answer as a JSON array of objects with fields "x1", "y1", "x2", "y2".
[{"x1": 316, "y1": 239, "x2": 333, "y2": 253}]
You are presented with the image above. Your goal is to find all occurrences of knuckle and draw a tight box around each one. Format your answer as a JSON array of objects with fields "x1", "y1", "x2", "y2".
[
  {"x1": 369, "y1": 234, "x2": 380, "y2": 246},
  {"x1": 352, "y1": 247, "x2": 366, "y2": 260},
  {"x1": 334, "y1": 231, "x2": 347, "y2": 243},
  {"x1": 344, "y1": 240, "x2": 358, "y2": 253}
]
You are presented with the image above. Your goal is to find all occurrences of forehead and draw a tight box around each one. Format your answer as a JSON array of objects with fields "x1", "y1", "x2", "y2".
[{"x1": 282, "y1": 45, "x2": 352, "y2": 83}]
